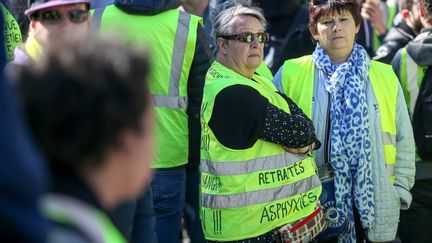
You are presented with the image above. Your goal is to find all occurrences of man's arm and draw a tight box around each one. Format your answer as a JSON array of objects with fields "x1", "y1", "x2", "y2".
[{"x1": 187, "y1": 25, "x2": 212, "y2": 170}]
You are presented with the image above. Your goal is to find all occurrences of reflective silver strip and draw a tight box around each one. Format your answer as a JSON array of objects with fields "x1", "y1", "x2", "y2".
[
  {"x1": 91, "y1": 7, "x2": 106, "y2": 33},
  {"x1": 152, "y1": 94, "x2": 188, "y2": 109},
  {"x1": 42, "y1": 194, "x2": 106, "y2": 243},
  {"x1": 201, "y1": 153, "x2": 307, "y2": 176},
  {"x1": 201, "y1": 175, "x2": 321, "y2": 208},
  {"x1": 386, "y1": 164, "x2": 395, "y2": 177},
  {"x1": 382, "y1": 132, "x2": 396, "y2": 146},
  {"x1": 168, "y1": 11, "x2": 191, "y2": 96},
  {"x1": 406, "y1": 53, "x2": 420, "y2": 117}
]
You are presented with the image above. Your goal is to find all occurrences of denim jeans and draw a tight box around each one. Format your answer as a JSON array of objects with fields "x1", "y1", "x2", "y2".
[
  {"x1": 110, "y1": 189, "x2": 157, "y2": 243},
  {"x1": 151, "y1": 165, "x2": 186, "y2": 243},
  {"x1": 185, "y1": 167, "x2": 206, "y2": 243}
]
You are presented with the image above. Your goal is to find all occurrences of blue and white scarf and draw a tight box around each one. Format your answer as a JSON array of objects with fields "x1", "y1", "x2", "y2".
[{"x1": 312, "y1": 43, "x2": 375, "y2": 242}]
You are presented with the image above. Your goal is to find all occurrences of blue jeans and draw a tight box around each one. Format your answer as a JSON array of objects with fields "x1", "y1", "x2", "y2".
[
  {"x1": 151, "y1": 165, "x2": 186, "y2": 243},
  {"x1": 110, "y1": 189, "x2": 157, "y2": 243},
  {"x1": 184, "y1": 167, "x2": 206, "y2": 243}
]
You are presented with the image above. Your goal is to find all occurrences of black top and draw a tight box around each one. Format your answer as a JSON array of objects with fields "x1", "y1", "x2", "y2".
[
  {"x1": 187, "y1": 25, "x2": 213, "y2": 170},
  {"x1": 209, "y1": 84, "x2": 320, "y2": 150}
]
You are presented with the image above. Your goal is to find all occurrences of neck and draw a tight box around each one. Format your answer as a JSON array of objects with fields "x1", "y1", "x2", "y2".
[
  {"x1": 326, "y1": 48, "x2": 352, "y2": 64},
  {"x1": 181, "y1": 2, "x2": 208, "y2": 16},
  {"x1": 81, "y1": 158, "x2": 124, "y2": 210},
  {"x1": 216, "y1": 54, "x2": 254, "y2": 79}
]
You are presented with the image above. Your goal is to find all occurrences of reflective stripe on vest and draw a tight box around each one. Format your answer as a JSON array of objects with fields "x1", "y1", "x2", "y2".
[
  {"x1": 281, "y1": 56, "x2": 398, "y2": 182},
  {"x1": 42, "y1": 194, "x2": 126, "y2": 243},
  {"x1": 96, "y1": 7, "x2": 202, "y2": 168},
  {"x1": 400, "y1": 48, "x2": 427, "y2": 117},
  {"x1": 200, "y1": 61, "x2": 321, "y2": 241}
]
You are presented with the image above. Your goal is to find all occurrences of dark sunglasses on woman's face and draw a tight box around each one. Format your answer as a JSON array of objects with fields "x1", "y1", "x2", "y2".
[
  {"x1": 32, "y1": 9, "x2": 89, "y2": 24},
  {"x1": 219, "y1": 32, "x2": 270, "y2": 44}
]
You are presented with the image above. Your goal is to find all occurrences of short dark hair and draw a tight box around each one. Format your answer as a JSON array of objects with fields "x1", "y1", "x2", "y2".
[
  {"x1": 309, "y1": 0, "x2": 362, "y2": 36},
  {"x1": 398, "y1": 0, "x2": 417, "y2": 12},
  {"x1": 17, "y1": 35, "x2": 150, "y2": 172},
  {"x1": 419, "y1": 0, "x2": 432, "y2": 23}
]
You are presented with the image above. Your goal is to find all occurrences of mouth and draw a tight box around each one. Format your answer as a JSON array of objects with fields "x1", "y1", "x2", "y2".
[
  {"x1": 249, "y1": 54, "x2": 261, "y2": 58},
  {"x1": 332, "y1": 36, "x2": 345, "y2": 40}
]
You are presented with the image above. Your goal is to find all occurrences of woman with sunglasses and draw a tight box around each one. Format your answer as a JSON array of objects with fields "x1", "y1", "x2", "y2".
[
  {"x1": 200, "y1": 1, "x2": 327, "y2": 242},
  {"x1": 8, "y1": 0, "x2": 90, "y2": 74},
  {"x1": 273, "y1": 0, "x2": 415, "y2": 242}
]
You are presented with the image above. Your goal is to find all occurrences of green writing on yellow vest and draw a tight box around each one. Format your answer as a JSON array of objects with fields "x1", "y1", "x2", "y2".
[
  {"x1": 260, "y1": 191, "x2": 318, "y2": 224},
  {"x1": 202, "y1": 174, "x2": 223, "y2": 192},
  {"x1": 2, "y1": 3, "x2": 22, "y2": 61},
  {"x1": 258, "y1": 161, "x2": 305, "y2": 185}
]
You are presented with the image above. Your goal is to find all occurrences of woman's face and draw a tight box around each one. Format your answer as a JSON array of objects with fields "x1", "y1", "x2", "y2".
[
  {"x1": 217, "y1": 15, "x2": 264, "y2": 78},
  {"x1": 313, "y1": 9, "x2": 360, "y2": 61}
]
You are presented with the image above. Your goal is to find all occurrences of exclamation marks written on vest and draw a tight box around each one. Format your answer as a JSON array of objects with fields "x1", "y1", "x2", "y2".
[
  {"x1": 201, "y1": 102, "x2": 210, "y2": 151},
  {"x1": 213, "y1": 210, "x2": 222, "y2": 235},
  {"x1": 202, "y1": 208, "x2": 206, "y2": 231}
]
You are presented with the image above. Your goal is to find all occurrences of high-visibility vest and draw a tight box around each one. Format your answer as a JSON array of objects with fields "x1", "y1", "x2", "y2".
[
  {"x1": 256, "y1": 61, "x2": 274, "y2": 80},
  {"x1": 280, "y1": 56, "x2": 398, "y2": 183},
  {"x1": 43, "y1": 194, "x2": 126, "y2": 243},
  {"x1": 399, "y1": 48, "x2": 428, "y2": 117},
  {"x1": 1, "y1": 3, "x2": 22, "y2": 61},
  {"x1": 200, "y1": 61, "x2": 322, "y2": 241},
  {"x1": 96, "y1": 6, "x2": 202, "y2": 168}
]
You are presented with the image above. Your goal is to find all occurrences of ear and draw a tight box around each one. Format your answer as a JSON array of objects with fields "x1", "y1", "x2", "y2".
[
  {"x1": 419, "y1": 6, "x2": 427, "y2": 17},
  {"x1": 29, "y1": 19, "x2": 37, "y2": 34},
  {"x1": 217, "y1": 37, "x2": 228, "y2": 55},
  {"x1": 401, "y1": 9, "x2": 411, "y2": 20},
  {"x1": 355, "y1": 24, "x2": 360, "y2": 34}
]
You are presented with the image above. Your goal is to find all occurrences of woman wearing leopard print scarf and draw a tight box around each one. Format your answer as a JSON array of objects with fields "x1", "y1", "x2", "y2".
[{"x1": 273, "y1": 0, "x2": 416, "y2": 242}]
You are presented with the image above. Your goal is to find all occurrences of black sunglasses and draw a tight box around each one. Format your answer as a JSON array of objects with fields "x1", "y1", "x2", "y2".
[
  {"x1": 219, "y1": 32, "x2": 270, "y2": 44},
  {"x1": 32, "y1": 9, "x2": 89, "y2": 24}
]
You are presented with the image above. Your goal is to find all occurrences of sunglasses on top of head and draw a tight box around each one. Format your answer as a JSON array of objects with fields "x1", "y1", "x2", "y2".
[
  {"x1": 32, "y1": 8, "x2": 89, "y2": 24},
  {"x1": 219, "y1": 32, "x2": 270, "y2": 44}
]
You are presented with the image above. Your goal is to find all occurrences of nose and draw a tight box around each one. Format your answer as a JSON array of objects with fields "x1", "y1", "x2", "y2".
[
  {"x1": 250, "y1": 38, "x2": 260, "y2": 48},
  {"x1": 332, "y1": 21, "x2": 342, "y2": 32}
]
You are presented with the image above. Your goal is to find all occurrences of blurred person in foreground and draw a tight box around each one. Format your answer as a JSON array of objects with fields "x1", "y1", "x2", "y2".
[
  {"x1": 0, "y1": 9, "x2": 48, "y2": 243},
  {"x1": 16, "y1": 35, "x2": 154, "y2": 243},
  {"x1": 274, "y1": 0, "x2": 415, "y2": 241},
  {"x1": 200, "y1": 1, "x2": 326, "y2": 242}
]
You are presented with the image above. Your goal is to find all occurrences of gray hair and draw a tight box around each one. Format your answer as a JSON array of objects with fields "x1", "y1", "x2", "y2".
[{"x1": 211, "y1": 0, "x2": 267, "y2": 42}]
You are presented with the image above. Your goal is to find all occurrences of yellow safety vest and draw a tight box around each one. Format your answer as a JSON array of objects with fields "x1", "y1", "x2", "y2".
[
  {"x1": 1, "y1": 3, "x2": 22, "y2": 61},
  {"x1": 43, "y1": 194, "x2": 126, "y2": 243},
  {"x1": 281, "y1": 55, "x2": 398, "y2": 183},
  {"x1": 200, "y1": 61, "x2": 322, "y2": 241},
  {"x1": 97, "y1": 6, "x2": 202, "y2": 168}
]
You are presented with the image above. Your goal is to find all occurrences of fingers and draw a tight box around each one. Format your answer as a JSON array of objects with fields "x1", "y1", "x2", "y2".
[{"x1": 284, "y1": 143, "x2": 315, "y2": 155}]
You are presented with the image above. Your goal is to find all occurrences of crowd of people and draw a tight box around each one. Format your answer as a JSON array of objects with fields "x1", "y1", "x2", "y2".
[{"x1": 0, "y1": 0, "x2": 431, "y2": 242}]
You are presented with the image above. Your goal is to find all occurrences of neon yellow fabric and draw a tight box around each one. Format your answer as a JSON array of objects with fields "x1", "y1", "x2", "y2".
[
  {"x1": 281, "y1": 56, "x2": 398, "y2": 182},
  {"x1": 24, "y1": 34, "x2": 43, "y2": 62},
  {"x1": 255, "y1": 61, "x2": 274, "y2": 80},
  {"x1": 1, "y1": 3, "x2": 22, "y2": 61},
  {"x1": 44, "y1": 198, "x2": 126, "y2": 243},
  {"x1": 98, "y1": 6, "x2": 202, "y2": 168},
  {"x1": 200, "y1": 61, "x2": 321, "y2": 241}
]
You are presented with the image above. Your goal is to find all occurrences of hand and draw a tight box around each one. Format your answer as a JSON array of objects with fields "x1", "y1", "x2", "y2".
[
  {"x1": 284, "y1": 142, "x2": 315, "y2": 155},
  {"x1": 361, "y1": 1, "x2": 387, "y2": 36}
]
